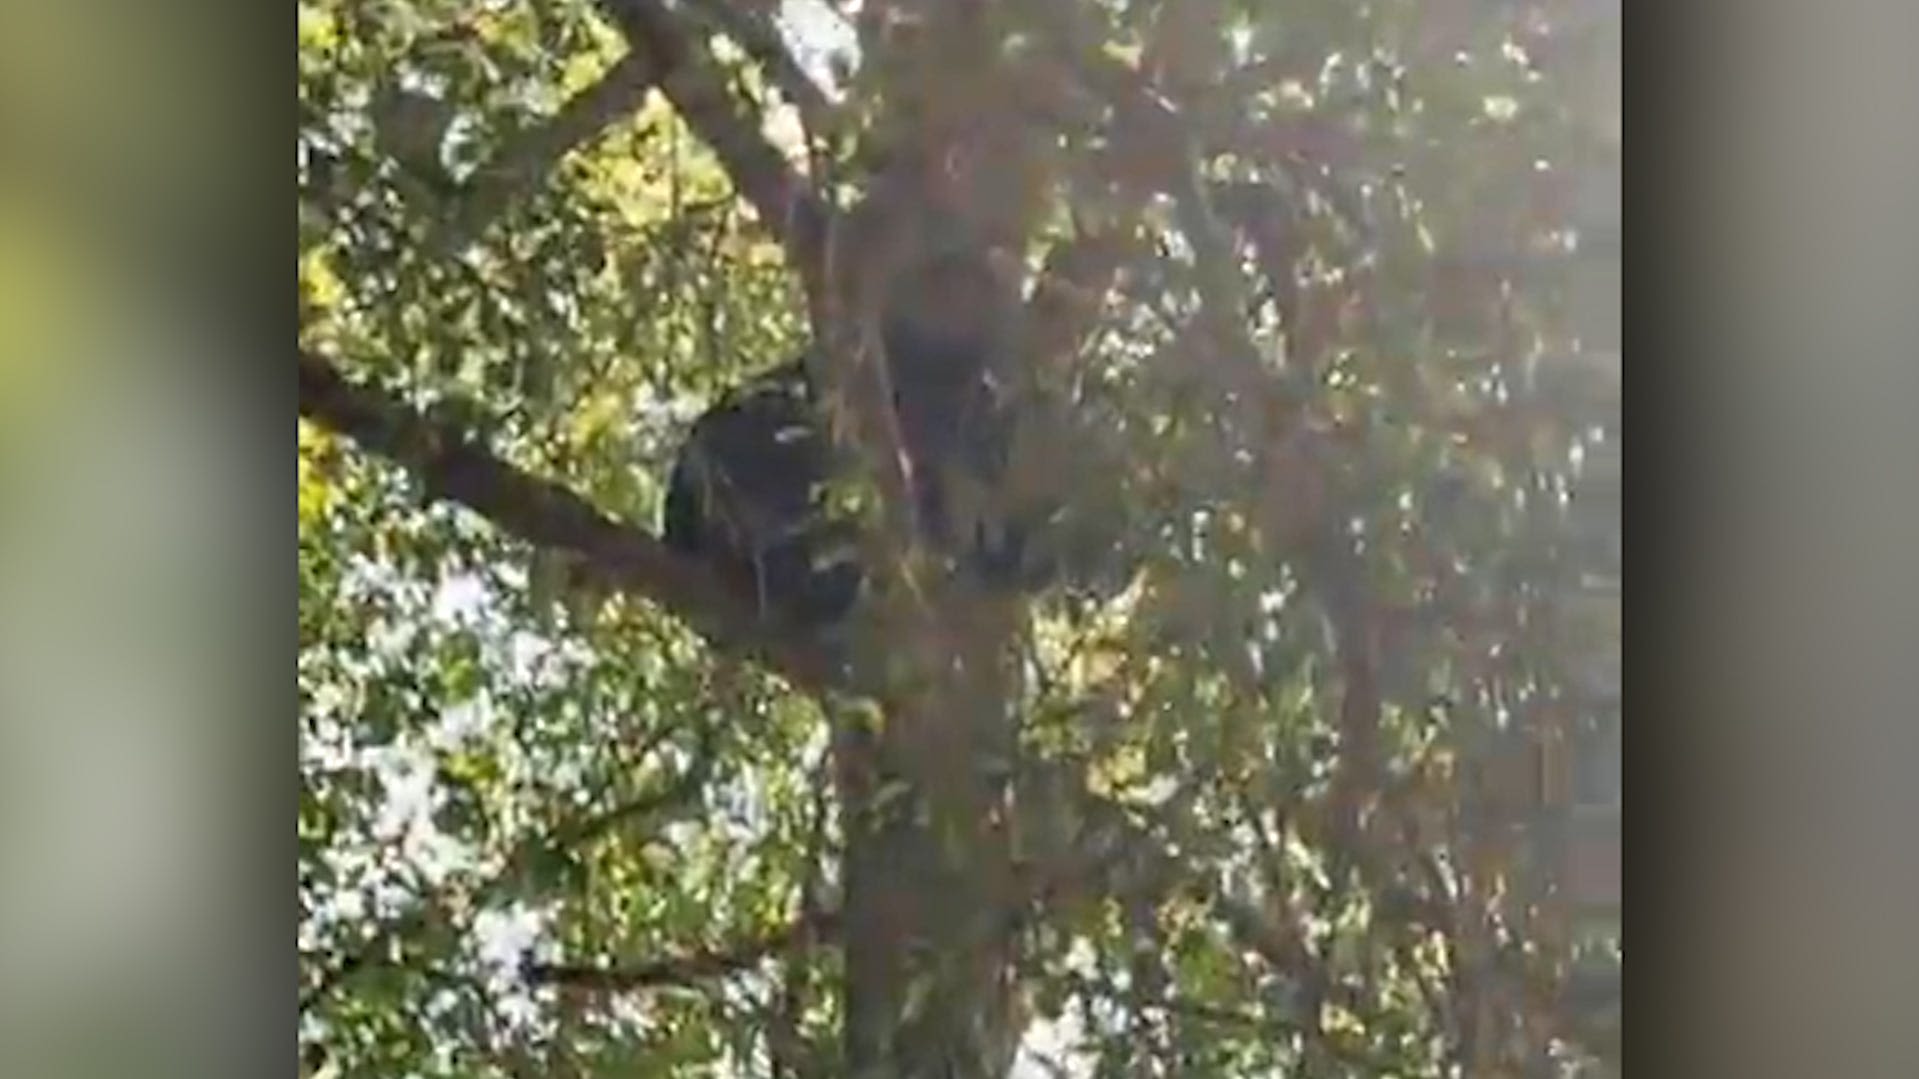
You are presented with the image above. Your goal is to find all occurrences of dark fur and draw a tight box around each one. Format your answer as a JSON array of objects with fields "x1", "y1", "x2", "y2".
[{"x1": 663, "y1": 333, "x2": 1050, "y2": 630}]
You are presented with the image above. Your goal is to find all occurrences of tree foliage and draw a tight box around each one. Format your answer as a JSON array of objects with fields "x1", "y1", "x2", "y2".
[{"x1": 299, "y1": 0, "x2": 1621, "y2": 1075}]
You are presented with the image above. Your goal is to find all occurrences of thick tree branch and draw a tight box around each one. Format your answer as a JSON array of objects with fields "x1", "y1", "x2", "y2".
[
  {"x1": 597, "y1": 0, "x2": 831, "y2": 282},
  {"x1": 426, "y1": 49, "x2": 664, "y2": 258},
  {"x1": 296, "y1": 349, "x2": 840, "y2": 693}
]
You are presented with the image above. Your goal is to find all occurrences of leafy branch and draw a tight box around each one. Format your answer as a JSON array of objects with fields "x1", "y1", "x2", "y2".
[
  {"x1": 597, "y1": 0, "x2": 832, "y2": 284},
  {"x1": 527, "y1": 907, "x2": 840, "y2": 994},
  {"x1": 296, "y1": 348, "x2": 842, "y2": 694},
  {"x1": 425, "y1": 48, "x2": 666, "y2": 258},
  {"x1": 299, "y1": 722, "x2": 720, "y2": 1012}
]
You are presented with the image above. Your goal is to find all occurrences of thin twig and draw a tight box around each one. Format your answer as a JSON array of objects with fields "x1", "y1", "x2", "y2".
[
  {"x1": 682, "y1": 0, "x2": 836, "y2": 127},
  {"x1": 527, "y1": 908, "x2": 839, "y2": 994},
  {"x1": 300, "y1": 726, "x2": 717, "y2": 1012}
]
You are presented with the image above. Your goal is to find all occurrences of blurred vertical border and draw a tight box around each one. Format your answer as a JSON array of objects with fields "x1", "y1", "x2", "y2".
[
  {"x1": 1634, "y1": 2, "x2": 1919, "y2": 1077},
  {"x1": 0, "y1": 2, "x2": 288, "y2": 1079}
]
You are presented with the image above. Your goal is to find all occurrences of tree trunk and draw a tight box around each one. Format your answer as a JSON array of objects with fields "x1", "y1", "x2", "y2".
[{"x1": 835, "y1": 591, "x2": 1024, "y2": 1078}]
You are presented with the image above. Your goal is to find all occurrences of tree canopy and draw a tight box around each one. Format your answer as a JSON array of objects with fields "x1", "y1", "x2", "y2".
[{"x1": 298, "y1": 1, "x2": 1621, "y2": 1075}]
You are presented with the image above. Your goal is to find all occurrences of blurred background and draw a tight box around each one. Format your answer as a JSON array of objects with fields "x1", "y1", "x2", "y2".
[{"x1": 0, "y1": 2, "x2": 275, "y2": 1076}]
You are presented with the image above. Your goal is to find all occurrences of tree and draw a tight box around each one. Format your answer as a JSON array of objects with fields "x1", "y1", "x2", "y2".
[{"x1": 298, "y1": 0, "x2": 1621, "y2": 1075}]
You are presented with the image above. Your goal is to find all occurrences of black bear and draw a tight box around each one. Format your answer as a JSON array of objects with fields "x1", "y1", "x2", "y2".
[{"x1": 662, "y1": 250, "x2": 1050, "y2": 633}]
